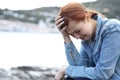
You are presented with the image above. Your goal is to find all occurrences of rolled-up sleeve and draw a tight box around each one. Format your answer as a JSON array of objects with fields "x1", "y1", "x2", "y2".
[{"x1": 64, "y1": 42, "x2": 89, "y2": 66}]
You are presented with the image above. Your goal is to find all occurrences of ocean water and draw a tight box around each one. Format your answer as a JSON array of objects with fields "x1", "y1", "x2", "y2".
[{"x1": 0, "y1": 32, "x2": 81, "y2": 69}]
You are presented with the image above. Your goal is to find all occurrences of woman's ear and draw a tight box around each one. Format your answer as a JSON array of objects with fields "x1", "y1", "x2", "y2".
[{"x1": 84, "y1": 11, "x2": 91, "y2": 22}]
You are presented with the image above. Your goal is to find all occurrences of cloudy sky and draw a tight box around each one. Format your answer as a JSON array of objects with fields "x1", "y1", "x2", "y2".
[{"x1": 0, "y1": 0, "x2": 97, "y2": 10}]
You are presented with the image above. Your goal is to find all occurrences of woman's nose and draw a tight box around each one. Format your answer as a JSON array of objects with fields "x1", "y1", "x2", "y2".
[{"x1": 74, "y1": 34, "x2": 79, "y2": 39}]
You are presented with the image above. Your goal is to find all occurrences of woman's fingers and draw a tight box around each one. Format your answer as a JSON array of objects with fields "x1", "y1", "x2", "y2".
[
  {"x1": 57, "y1": 21, "x2": 65, "y2": 29},
  {"x1": 55, "y1": 15, "x2": 61, "y2": 21},
  {"x1": 61, "y1": 25, "x2": 66, "y2": 32},
  {"x1": 55, "y1": 15, "x2": 68, "y2": 35},
  {"x1": 55, "y1": 16, "x2": 66, "y2": 31},
  {"x1": 55, "y1": 17, "x2": 64, "y2": 25}
]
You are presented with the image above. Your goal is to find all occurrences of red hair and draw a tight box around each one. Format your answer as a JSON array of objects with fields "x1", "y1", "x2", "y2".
[
  {"x1": 59, "y1": 2, "x2": 104, "y2": 26},
  {"x1": 60, "y1": 2, "x2": 86, "y2": 21}
]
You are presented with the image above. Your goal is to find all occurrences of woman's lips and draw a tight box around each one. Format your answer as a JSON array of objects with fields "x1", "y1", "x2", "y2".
[{"x1": 79, "y1": 36, "x2": 85, "y2": 40}]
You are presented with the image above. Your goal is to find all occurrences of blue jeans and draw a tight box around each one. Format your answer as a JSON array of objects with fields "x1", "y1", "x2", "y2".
[{"x1": 65, "y1": 77, "x2": 91, "y2": 80}]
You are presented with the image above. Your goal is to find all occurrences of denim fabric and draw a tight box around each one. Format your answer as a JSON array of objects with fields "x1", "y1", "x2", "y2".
[{"x1": 64, "y1": 15, "x2": 120, "y2": 80}]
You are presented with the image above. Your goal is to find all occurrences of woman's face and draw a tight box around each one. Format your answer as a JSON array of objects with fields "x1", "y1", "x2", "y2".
[{"x1": 66, "y1": 19, "x2": 96, "y2": 41}]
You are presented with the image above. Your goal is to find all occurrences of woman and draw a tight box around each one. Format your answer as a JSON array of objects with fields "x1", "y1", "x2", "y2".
[{"x1": 54, "y1": 2, "x2": 120, "y2": 80}]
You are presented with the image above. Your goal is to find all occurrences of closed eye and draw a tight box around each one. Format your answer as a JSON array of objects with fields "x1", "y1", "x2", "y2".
[{"x1": 74, "y1": 30, "x2": 80, "y2": 33}]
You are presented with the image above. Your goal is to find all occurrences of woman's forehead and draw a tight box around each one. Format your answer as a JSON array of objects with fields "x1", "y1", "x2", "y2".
[{"x1": 66, "y1": 20, "x2": 78, "y2": 33}]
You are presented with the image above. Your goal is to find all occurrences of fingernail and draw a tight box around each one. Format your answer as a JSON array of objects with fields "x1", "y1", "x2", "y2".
[
  {"x1": 61, "y1": 18, "x2": 64, "y2": 20},
  {"x1": 62, "y1": 21, "x2": 64, "y2": 23}
]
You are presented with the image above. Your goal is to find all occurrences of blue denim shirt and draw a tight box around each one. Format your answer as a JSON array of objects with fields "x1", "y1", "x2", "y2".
[{"x1": 64, "y1": 15, "x2": 120, "y2": 80}]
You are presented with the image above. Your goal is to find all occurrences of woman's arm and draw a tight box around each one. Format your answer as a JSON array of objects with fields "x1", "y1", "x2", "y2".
[{"x1": 64, "y1": 42, "x2": 89, "y2": 66}]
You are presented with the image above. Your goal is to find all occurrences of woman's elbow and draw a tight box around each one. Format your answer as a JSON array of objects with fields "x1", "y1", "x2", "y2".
[{"x1": 95, "y1": 68, "x2": 114, "y2": 80}]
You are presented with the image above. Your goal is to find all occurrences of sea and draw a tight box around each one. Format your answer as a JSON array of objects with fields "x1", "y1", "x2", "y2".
[{"x1": 0, "y1": 32, "x2": 81, "y2": 69}]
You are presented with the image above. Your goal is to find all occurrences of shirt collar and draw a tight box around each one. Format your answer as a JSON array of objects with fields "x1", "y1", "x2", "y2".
[
  {"x1": 81, "y1": 15, "x2": 108, "y2": 44},
  {"x1": 95, "y1": 15, "x2": 108, "y2": 41}
]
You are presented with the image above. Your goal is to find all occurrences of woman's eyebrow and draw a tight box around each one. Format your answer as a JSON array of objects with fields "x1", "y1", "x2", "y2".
[{"x1": 68, "y1": 30, "x2": 77, "y2": 35}]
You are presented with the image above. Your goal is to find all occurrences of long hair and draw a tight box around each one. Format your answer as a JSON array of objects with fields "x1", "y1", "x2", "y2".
[
  {"x1": 60, "y1": 2, "x2": 86, "y2": 21},
  {"x1": 59, "y1": 2, "x2": 104, "y2": 26}
]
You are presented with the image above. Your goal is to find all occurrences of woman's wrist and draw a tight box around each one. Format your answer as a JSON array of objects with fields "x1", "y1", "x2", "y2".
[
  {"x1": 64, "y1": 37, "x2": 72, "y2": 43},
  {"x1": 62, "y1": 34, "x2": 72, "y2": 43},
  {"x1": 61, "y1": 65, "x2": 67, "y2": 75}
]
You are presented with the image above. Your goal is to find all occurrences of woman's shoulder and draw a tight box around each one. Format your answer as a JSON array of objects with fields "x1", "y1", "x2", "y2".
[
  {"x1": 102, "y1": 18, "x2": 120, "y2": 34},
  {"x1": 104, "y1": 18, "x2": 120, "y2": 27}
]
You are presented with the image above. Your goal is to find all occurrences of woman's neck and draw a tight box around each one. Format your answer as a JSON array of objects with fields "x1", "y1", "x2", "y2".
[{"x1": 91, "y1": 19, "x2": 97, "y2": 41}]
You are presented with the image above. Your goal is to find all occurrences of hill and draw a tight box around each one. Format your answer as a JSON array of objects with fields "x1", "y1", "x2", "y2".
[
  {"x1": 0, "y1": 0, "x2": 120, "y2": 24},
  {"x1": 83, "y1": 0, "x2": 120, "y2": 19},
  {"x1": 0, "y1": 0, "x2": 120, "y2": 32},
  {"x1": 0, "y1": 7, "x2": 59, "y2": 24}
]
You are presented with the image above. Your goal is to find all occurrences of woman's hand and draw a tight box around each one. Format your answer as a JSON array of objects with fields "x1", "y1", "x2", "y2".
[
  {"x1": 55, "y1": 65, "x2": 67, "y2": 80},
  {"x1": 55, "y1": 16, "x2": 67, "y2": 34},
  {"x1": 55, "y1": 15, "x2": 72, "y2": 43}
]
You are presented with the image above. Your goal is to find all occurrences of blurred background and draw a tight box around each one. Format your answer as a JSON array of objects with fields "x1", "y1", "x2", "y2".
[{"x1": 0, "y1": 0, "x2": 119, "y2": 80}]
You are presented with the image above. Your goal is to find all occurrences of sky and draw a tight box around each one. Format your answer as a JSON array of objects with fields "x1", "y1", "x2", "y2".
[{"x1": 0, "y1": 0, "x2": 97, "y2": 10}]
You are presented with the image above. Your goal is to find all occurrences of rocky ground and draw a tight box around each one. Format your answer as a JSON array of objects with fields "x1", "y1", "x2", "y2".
[{"x1": 0, "y1": 66, "x2": 59, "y2": 80}]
